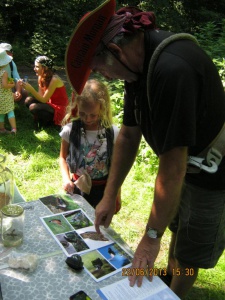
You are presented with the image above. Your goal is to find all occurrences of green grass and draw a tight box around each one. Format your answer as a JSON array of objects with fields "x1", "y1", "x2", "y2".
[
  {"x1": 0, "y1": 99, "x2": 224, "y2": 300},
  {"x1": 0, "y1": 103, "x2": 63, "y2": 199}
]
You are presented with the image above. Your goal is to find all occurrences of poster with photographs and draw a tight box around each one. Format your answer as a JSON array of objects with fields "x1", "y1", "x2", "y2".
[
  {"x1": 41, "y1": 209, "x2": 95, "y2": 255},
  {"x1": 40, "y1": 208, "x2": 132, "y2": 281}
]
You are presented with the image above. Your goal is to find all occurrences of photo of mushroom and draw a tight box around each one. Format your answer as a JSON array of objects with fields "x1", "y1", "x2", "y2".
[{"x1": 77, "y1": 226, "x2": 112, "y2": 249}]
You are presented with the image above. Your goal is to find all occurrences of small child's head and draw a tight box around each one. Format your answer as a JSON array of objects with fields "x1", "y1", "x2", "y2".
[
  {"x1": 64, "y1": 79, "x2": 113, "y2": 128},
  {"x1": 0, "y1": 49, "x2": 12, "y2": 69}
]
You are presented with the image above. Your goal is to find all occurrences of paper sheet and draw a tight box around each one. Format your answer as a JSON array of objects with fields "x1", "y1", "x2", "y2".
[{"x1": 97, "y1": 276, "x2": 180, "y2": 300}]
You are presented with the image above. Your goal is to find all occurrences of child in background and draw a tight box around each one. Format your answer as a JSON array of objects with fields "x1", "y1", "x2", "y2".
[
  {"x1": 0, "y1": 50, "x2": 17, "y2": 134},
  {"x1": 0, "y1": 42, "x2": 28, "y2": 102},
  {"x1": 59, "y1": 79, "x2": 121, "y2": 212}
]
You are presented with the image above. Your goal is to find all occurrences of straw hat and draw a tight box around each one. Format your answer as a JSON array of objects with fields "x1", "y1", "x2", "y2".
[
  {"x1": 0, "y1": 49, "x2": 12, "y2": 67},
  {"x1": 65, "y1": 0, "x2": 116, "y2": 95}
]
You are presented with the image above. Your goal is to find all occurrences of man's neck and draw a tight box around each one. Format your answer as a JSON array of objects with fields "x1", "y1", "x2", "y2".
[{"x1": 123, "y1": 31, "x2": 145, "y2": 74}]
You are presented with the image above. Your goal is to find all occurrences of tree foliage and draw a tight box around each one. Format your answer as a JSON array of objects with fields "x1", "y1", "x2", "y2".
[
  {"x1": 119, "y1": 0, "x2": 225, "y2": 33},
  {"x1": 0, "y1": 0, "x2": 104, "y2": 64},
  {"x1": 1, "y1": 0, "x2": 225, "y2": 66}
]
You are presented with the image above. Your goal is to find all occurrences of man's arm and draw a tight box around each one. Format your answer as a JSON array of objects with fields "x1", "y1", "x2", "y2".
[
  {"x1": 148, "y1": 146, "x2": 187, "y2": 233},
  {"x1": 129, "y1": 146, "x2": 187, "y2": 287},
  {"x1": 95, "y1": 124, "x2": 142, "y2": 232}
]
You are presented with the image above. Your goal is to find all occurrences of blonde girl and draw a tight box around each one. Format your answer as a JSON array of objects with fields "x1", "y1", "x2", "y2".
[{"x1": 59, "y1": 79, "x2": 121, "y2": 211}]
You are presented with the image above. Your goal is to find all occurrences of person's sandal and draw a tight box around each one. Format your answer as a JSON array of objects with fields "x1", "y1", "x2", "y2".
[
  {"x1": 11, "y1": 128, "x2": 17, "y2": 134},
  {"x1": 0, "y1": 128, "x2": 10, "y2": 134}
]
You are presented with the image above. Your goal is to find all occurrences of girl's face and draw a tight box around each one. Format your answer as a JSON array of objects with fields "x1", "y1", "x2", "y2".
[
  {"x1": 34, "y1": 62, "x2": 43, "y2": 76},
  {"x1": 78, "y1": 100, "x2": 101, "y2": 130}
]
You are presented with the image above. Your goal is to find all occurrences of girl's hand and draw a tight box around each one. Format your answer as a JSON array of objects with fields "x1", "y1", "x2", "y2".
[
  {"x1": 63, "y1": 180, "x2": 74, "y2": 195},
  {"x1": 17, "y1": 79, "x2": 26, "y2": 89},
  {"x1": 17, "y1": 79, "x2": 23, "y2": 86},
  {"x1": 21, "y1": 81, "x2": 33, "y2": 92},
  {"x1": 9, "y1": 82, "x2": 15, "y2": 88},
  {"x1": 7, "y1": 78, "x2": 15, "y2": 88},
  {"x1": 18, "y1": 79, "x2": 32, "y2": 92},
  {"x1": 8, "y1": 78, "x2": 14, "y2": 84}
]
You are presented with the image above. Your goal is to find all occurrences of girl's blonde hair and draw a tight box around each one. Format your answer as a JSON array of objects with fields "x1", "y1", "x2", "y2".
[{"x1": 63, "y1": 79, "x2": 113, "y2": 128}]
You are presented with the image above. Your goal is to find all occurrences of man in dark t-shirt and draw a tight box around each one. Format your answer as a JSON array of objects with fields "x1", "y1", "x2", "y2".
[
  {"x1": 65, "y1": 1, "x2": 225, "y2": 298},
  {"x1": 124, "y1": 30, "x2": 225, "y2": 190}
]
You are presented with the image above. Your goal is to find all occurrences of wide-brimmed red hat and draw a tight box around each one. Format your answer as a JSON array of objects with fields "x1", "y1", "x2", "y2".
[{"x1": 65, "y1": 0, "x2": 116, "y2": 95}]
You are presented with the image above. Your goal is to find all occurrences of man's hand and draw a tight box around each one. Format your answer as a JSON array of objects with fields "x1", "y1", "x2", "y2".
[
  {"x1": 129, "y1": 234, "x2": 161, "y2": 287},
  {"x1": 94, "y1": 197, "x2": 116, "y2": 233}
]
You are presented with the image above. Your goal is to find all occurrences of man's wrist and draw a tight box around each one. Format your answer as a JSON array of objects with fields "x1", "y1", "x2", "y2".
[{"x1": 145, "y1": 225, "x2": 164, "y2": 239}]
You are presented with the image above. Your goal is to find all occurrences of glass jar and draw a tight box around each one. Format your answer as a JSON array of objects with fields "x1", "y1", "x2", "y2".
[
  {"x1": 1, "y1": 204, "x2": 24, "y2": 247},
  {"x1": 0, "y1": 154, "x2": 14, "y2": 209}
]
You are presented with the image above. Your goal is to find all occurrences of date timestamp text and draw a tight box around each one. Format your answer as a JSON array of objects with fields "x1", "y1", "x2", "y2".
[{"x1": 122, "y1": 267, "x2": 195, "y2": 277}]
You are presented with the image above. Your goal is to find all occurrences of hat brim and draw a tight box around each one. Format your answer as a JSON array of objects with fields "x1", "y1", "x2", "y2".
[{"x1": 65, "y1": 0, "x2": 116, "y2": 95}]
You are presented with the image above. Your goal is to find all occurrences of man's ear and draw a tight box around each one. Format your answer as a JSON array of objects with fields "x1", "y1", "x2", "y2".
[{"x1": 107, "y1": 43, "x2": 122, "y2": 58}]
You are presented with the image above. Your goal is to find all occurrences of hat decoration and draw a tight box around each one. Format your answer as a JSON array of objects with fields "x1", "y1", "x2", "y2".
[{"x1": 35, "y1": 56, "x2": 53, "y2": 69}]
